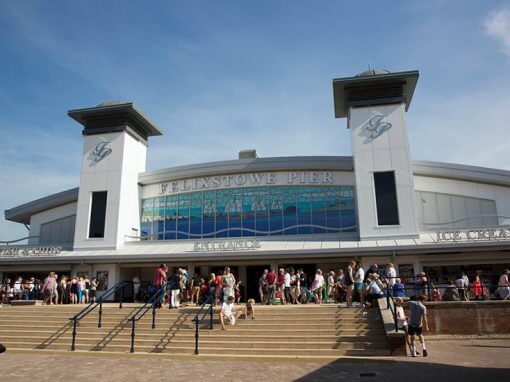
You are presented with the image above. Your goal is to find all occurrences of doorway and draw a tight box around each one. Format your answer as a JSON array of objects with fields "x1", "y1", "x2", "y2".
[{"x1": 246, "y1": 265, "x2": 271, "y2": 302}]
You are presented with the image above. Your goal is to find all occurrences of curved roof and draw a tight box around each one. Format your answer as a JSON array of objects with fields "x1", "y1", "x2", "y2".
[{"x1": 5, "y1": 158, "x2": 510, "y2": 224}]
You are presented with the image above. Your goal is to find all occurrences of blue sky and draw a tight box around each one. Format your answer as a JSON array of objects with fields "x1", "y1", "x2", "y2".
[{"x1": 1, "y1": 0, "x2": 510, "y2": 240}]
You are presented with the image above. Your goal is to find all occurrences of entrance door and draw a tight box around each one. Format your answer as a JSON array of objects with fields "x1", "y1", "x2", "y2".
[{"x1": 246, "y1": 265, "x2": 271, "y2": 302}]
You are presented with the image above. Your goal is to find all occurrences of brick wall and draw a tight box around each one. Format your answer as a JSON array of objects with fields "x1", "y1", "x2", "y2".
[{"x1": 426, "y1": 301, "x2": 510, "y2": 335}]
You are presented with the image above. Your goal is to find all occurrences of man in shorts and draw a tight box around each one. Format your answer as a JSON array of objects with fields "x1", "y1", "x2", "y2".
[
  {"x1": 405, "y1": 295, "x2": 429, "y2": 357},
  {"x1": 220, "y1": 296, "x2": 245, "y2": 330}
]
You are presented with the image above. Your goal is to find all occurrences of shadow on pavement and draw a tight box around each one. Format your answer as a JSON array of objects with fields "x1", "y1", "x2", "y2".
[{"x1": 293, "y1": 358, "x2": 509, "y2": 381}]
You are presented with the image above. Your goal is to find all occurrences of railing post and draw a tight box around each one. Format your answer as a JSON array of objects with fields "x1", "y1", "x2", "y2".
[
  {"x1": 120, "y1": 283, "x2": 124, "y2": 309},
  {"x1": 152, "y1": 305, "x2": 156, "y2": 329},
  {"x1": 194, "y1": 319, "x2": 199, "y2": 355},
  {"x1": 71, "y1": 318, "x2": 77, "y2": 351},
  {"x1": 130, "y1": 320, "x2": 136, "y2": 353},
  {"x1": 98, "y1": 301, "x2": 103, "y2": 328}
]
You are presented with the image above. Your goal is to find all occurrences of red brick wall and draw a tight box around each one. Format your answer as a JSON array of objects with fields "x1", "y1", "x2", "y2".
[{"x1": 426, "y1": 301, "x2": 510, "y2": 335}]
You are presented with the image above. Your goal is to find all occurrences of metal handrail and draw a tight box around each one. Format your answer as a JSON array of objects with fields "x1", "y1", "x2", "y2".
[
  {"x1": 69, "y1": 281, "x2": 127, "y2": 351},
  {"x1": 192, "y1": 287, "x2": 216, "y2": 355},
  {"x1": 0, "y1": 236, "x2": 40, "y2": 245},
  {"x1": 127, "y1": 282, "x2": 170, "y2": 353}
]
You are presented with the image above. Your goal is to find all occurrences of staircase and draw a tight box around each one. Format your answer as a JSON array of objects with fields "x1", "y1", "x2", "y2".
[{"x1": 0, "y1": 303, "x2": 390, "y2": 360}]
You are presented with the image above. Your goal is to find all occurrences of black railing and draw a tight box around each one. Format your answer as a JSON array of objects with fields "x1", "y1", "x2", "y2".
[
  {"x1": 192, "y1": 287, "x2": 216, "y2": 355},
  {"x1": 127, "y1": 282, "x2": 170, "y2": 353},
  {"x1": 69, "y1": 281, "x2": 127, "y2": 351}
]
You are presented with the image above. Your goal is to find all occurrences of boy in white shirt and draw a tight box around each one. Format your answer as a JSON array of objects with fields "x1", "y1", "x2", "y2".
[{"x1": 220, "y1": 296, "x2": 245, "y2": 330}]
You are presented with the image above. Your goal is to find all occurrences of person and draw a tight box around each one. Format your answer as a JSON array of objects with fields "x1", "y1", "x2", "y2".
[
  {"x1": 220, "y1": 296, "x2": 244, "y2": 330},
  {"x1": 443, "y1": 280, "x2": 460, "y2": 301},
  {"x1": 169, "y1": 268, "x2": 181, "y2": 308},
  {"x1": 258, "y1": 269, "x2": 268, "y2": 304},
  {"x1": 215, "y1": 270, "x2": 224, "y2": 304},
  {"x1": 283, "y1": 268, "x2": 291, "y2": 304},
  {"x1": 222, "y1": 267, "x2": 236, "y2": 303},
  {"x1": 471, "y1": 274, "x2": 483, "y2": 300},
  {"x1": 191, "y1": 273, "x2": 202, "y2": 305},
  {"x1": 386, "y1": 263, "x2": 397, "y2": 289},
  {"x1": 455, "y1": 274, "x2": 468, "y2": 301},
  {"x1": 395, "y1": 304, "x2": 416, "y2": 355},
  {"x1": 266, "y1": 268, "x2": 277, "y2": 304},
  {"x1": 83, "y1": 274, "x2": 90, "y2": 304},
  {"x1": 58, "y1": 275, "x2": 67, "y2": 304},
  {"x1": 14, "y1": 276, "x2": 23, "y2": 300},
  {"x1": 133, "y1": 274, "x2": 141, "y2": 302},
  {"x1": 245, "y1": 298, "x2": 256, "y2": 319},
  {"x1": 405, "y1": 295, "x2": 429, "y2": 357},
  {"x1": 77, "y1": 276, "x2": 84, "y2": 304},
  {"x1": 234, "y1": 280, "x2": 242, "y2": 303},
  {"x1": 364, "y1": 264, "x2": 379, "y2": 282},
  {"x1": 289, "y1": 268, "x2": 300, "y2": 304},
  {"x1": 90, "y1": 277, "x2": 98, "y2": 303},
  {"x1": 497, "y1": 269, "x2": 510, "y2": 300},
  {"x1": 345, "y1": 261, "x2": 355, "y2": 307},
  {"x1": 154, "y1": 264, "x2": 168, "y2": 288},
  {"x1": 327, "y1": 271, "x2": 336, "y2": 303},
  {"x1": 42, "y1": 272, "x2": 57, "y2": 305},
  {"x1": 311, "y1": 269, "x2": 325, "y2": 304},
  {"x1": 2, "y1": 278, "x2": 12, "y2": 304},
  {"x1": 70, "y1": 276, "x2": 78, "y2": 304},
  {"x1": 298, "y1": 269, "x2": 308, "y2": 304},
  {"x1": 354, "y1": 262, "x2": 365, "y2": 307},
  {"x1": 335, "y1": 269, "x2": 346, "y2": 302},
  {"x1": 277, "y1": 268, "x2": 286, "y2": 304},
  {"x1": 393, "y1": 278, "x2": 406, "y2": 301},
  {"x1": 462, "y1": 272, "x2": 470, "y2": 299},
  {"x1": 365, "y1": 274, "x2": 385, "y2": 306}
]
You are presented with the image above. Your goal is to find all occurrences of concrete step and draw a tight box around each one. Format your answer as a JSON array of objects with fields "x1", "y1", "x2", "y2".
[
  {"x1": 1, "y1": 341, "x2": 390, "y2": 356},
  {"x1": 0, "y1": 335, "x2": 388, "y2": 350}
]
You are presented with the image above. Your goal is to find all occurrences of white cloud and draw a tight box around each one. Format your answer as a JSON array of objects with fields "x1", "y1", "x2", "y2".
[{"x1": 485, "y1": 7, "x2": 510, "y2": 56}]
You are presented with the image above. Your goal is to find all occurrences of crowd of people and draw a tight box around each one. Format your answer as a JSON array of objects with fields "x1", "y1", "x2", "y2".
[
  {"x1": 0, "y1": 272, "x2": 97, "y2": 305},
  {"x1": 1, "y1": 266, "x2": 509, "y2": 306}
]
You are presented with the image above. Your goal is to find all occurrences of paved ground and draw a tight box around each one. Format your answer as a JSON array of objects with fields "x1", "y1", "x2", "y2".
[{"x1": 0, "y1": 339, "x2": 508, "y2": 381}]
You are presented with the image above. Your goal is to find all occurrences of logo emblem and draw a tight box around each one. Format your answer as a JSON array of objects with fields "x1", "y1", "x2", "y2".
[
  {"x1": 92, "y1": 140, "x2": 112, "y2": 162},
  {"x1": 366, "y1": 112, "x2": 392, "y2": 139}
]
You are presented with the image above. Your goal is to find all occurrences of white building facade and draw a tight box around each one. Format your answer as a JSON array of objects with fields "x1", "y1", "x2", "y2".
[{"x1": 2, "y1": 69, "x2": 510, "y2": 299}]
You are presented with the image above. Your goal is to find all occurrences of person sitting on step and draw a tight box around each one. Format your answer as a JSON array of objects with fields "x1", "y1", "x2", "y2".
[{"x1": 220, "y1": 296, "x2": 245, "y2": 330}]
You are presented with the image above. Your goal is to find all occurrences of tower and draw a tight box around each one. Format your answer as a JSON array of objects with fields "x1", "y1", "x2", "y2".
[
  {"x1": 68, "y1": 101, "x2": 162, "y2": 250},
  {"x1": 333, "y1": 69, "x2": 420, "y2": 240}
]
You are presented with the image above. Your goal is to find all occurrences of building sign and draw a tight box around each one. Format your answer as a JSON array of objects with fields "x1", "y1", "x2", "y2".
[
  {"x1": 192, "y1": 239, "x2": 261, "y2": 252},
  {"x1": 158, "y1": 171, "x2": 336, "y2": 195},
  {"x1": 91, "y1": 140, "x2": 112, "y2": 163},
  {"x1": 435, "y1": 227, "x2": 510, "y2": 242},
  {"x1": 0, "y1": 246, "x2": 62, "y2": 257}
]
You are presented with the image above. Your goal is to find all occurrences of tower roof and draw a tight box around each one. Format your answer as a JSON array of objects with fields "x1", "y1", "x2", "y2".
[
  {"x1": 332, "y1": 69, "x2": 419, "y2": 118},
  {"x1": 68, "y1": 102, "x2": 163, "y2": 141}
]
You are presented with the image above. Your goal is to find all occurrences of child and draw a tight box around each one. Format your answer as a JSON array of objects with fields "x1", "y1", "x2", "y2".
[{"x1": 246, "y1": 298, "x2": 256, "y2": 319}]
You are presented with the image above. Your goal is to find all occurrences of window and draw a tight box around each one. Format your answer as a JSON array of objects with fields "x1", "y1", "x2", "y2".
[
  {"x1": 89, "y1": 191, "x2": 107, "y2": 238},
  {"x1": 140, "y1": 185, "x2": 357, "y2": 239},
  {"x1": 374, "y1": 172, "x2": 399, "y2": 226}
]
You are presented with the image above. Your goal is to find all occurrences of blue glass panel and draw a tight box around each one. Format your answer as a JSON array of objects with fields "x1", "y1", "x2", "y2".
[
  {"x1": 228, "y1": 188, "x2": 242, "y2": 237},
  {"x1": 283, "y1": 187, "x2": 298, "y2": 235},
  {"x1": 165, "y1": 195, "x2": 177, "y2": 239},
  {"x1": 325, "y1": 188, "x2": 341, "y2": 230},
  {"x1": 177, "y1": 193, "x2": 190, "y2": 239},
  {"x1": 297, "y1": 187, "x2": 312, "y2": 234},
  {"x1": 215, "y1": 189, "x2": 229, "y2": 237},
  {"x1": 140, "y1": 199, "x2": 154, "y2": 238},
  {"x1": 154, "y1": 197, "x2": 166, "y2": 239},
  {"x1": 269, "y1": 187, "x2": 284, "y2": 235},
  {"x1": 202, "y1": 191, "x2": 216, "y2": 238},
  {"x1": 340, "y1": 187, "x2": 356, "y2": 232},
  {"x1": 190, "y1": 193, "x2": 202, "y2": 237},
  {"x1": 254, "y1": 187, "x2": 269, "y2": 236},
  {"x1": 311, "y1": 187, "x2": 326, "y2": 233},
  {"x1": 242, "y1": 188, "x2": 255, "y2": 237}
]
